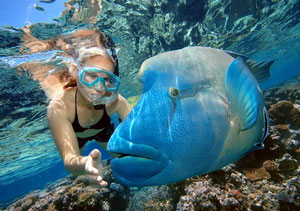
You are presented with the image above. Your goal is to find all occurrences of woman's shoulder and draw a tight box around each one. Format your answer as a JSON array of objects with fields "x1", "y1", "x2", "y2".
[
  {"x1": 47, "y1": 87, "x2": 76, "y2": 118},
  {"x1": 106, "y1": 94, "x2": 131, "y2": 117}
]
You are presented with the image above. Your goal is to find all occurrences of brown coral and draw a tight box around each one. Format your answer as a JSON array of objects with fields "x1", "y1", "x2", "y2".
[
  {"x1": 263, "y1": 160, "x2": 278, "y2": 172},
  {"x1": 244, "y1": 167, "x2": 271, "y2": 181},
  {"x1": 268, "y1": 101, "x2": 300, "y2": 126},
  {"x1": 230, "y1": 189, "x2": 243, "y2": 201},
  {"x1": 276, "y1": 124, "x2": 291, "y2": 137}
]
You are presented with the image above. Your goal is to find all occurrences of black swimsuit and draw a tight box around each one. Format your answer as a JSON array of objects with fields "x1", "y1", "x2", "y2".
[{"x1": 72, "y1": 90, "x2": 114, "y2": 148}]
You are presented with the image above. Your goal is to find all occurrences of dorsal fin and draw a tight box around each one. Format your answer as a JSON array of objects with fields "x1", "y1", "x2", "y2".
[
  {"x1": 225, "y1": 57, "x2": 263, "y2": 131},
  {"x1": 225, "y1": 51, "x2": 249, "y2": 60},
  {"x1": 225, "y1": 51, "x2": 274, "y2": 83},
  {"x1": 245, "y1": 59, "x2": 274, "y2": 83}
]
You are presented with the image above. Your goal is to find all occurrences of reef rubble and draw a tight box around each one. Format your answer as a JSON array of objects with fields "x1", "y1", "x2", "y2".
[{"x1": 4, "y1": 81, "x2": 300, "y2": 211}]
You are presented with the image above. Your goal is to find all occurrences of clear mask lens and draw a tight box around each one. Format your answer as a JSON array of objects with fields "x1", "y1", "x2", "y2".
[{"x1": 80, "y1": 68, "x2": 119, "y2": 91}]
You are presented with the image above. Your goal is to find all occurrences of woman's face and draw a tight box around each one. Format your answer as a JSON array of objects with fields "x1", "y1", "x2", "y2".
[{"x1": 77, "y1": 55, "x2": 116, "y2": 104}]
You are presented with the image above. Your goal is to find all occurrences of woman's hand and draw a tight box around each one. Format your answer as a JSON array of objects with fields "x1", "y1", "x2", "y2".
[{"x1": 85, "y1": 149, "x2": 108, "y2": 187}]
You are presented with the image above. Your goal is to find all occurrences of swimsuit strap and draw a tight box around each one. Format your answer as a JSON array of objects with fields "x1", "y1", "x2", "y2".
[
  {"x1": 72, "y1": 89, "x2": 111, "y2": 132},
  {"x1": 75, "y1": 88, "x2": 78, "y2": 120},
  {"x1": 72, "y1": 89, "x2": 85, "y2": 132}
]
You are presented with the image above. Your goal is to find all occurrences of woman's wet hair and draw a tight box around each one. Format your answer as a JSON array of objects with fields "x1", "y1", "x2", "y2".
[
  {"x1": 105, "y1": 34, "x2": 119, "y2": 77},
  {"x1": 58, "y1": 29, "x2": 119, "y2": 89}
]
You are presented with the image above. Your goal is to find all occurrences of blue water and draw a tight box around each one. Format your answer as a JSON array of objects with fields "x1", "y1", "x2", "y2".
[{"x1": 261, "y1": 59, "x2": 300, "y2": 90}]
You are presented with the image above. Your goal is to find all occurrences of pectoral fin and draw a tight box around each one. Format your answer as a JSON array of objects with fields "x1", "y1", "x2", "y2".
[{"x1": 225, "y1": 57, "x2": 263, "y2": 131}]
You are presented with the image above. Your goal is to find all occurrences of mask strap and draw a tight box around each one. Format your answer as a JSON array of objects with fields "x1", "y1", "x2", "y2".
[
  {"x1": 94, "y1": 104, "x2": 105, "y2": 110},
  {"x1": 76, "y1": 60, "x2": 83, "y2": 75}
]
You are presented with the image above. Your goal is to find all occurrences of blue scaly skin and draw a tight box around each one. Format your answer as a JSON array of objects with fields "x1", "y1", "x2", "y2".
[{"x1": 107, "y1": 47, "x2": 271, "y2": 186}]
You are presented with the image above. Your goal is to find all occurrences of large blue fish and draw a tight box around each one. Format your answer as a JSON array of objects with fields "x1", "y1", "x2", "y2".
[{"x1": 107, "y1": 47, "x2": 273, "y2": 186}]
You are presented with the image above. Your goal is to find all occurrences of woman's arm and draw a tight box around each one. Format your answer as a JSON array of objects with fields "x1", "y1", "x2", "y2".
[
  {"x1": 47, "y1": 99, "x2": 85, "y2": 174},
  {"x1": 109, "y1": 94, "x2": 132, "y2": 121},
  {"x1": 47, "y1": 98, "x2": 107, "y2": 186}
]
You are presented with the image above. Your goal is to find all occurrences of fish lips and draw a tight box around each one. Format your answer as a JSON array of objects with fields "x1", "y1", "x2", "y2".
[{"x1": 107, "y1": 136, "x2": 169, "y2": 186}]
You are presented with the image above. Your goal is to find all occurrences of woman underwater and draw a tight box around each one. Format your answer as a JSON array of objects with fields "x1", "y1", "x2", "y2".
[{"x1": 47, "y1": 29, "x2": 131, "y2": 187}]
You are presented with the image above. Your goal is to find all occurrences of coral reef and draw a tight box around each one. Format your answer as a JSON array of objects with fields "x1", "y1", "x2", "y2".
[
  {"x1": 4, "y1": 161, "x2": 130, "y2": 211},
  {"x1": 4, "y1": 82, "x2": 300, "y2": 211}
]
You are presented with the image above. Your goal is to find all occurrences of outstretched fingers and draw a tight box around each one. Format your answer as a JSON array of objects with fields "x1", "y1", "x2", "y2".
[
  {"x1": 90, "y1": 149, "x2": 101, "y2": 160},
  {"x1": 85, "y1": 149, "x2": 101, "y2": 175},
  {"x1": 85, "y1": 149, "x2": 107, "y2": 187},
  {"x1": 87, "y1": 175, "x2": 108, "y2": 187},
  {"x1": 85, "y1": 156, "x2": 99, "y2": 175}
]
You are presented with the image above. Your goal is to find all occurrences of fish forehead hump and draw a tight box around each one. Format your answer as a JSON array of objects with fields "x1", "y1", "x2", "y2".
[{"x1": 139, "y1": 47, "x2": 234, "y2": 90}]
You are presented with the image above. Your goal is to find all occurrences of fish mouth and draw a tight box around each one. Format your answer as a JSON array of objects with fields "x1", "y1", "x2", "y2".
[{"x1": 107, "y1": 136, "x2": 169, "y2": 185}]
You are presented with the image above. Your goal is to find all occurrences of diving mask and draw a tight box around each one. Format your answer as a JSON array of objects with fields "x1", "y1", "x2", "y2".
[{"x1": 78, "y1": 67, "x2": 120, "y2": 105}]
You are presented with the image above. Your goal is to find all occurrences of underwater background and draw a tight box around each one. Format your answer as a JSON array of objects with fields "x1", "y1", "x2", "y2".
[{"x1": 0, "y1": 0, "x2": 300, "y2": 210}]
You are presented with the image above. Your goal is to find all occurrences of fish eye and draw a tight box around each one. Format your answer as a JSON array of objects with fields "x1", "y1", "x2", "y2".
[{"x1": 169, "y1": 88, "x2": 179, "y2": 98}]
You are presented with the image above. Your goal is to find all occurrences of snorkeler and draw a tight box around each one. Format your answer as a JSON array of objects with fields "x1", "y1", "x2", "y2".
[{"x1": 47, "y1": 29, "x2": 131, "y2": 187}]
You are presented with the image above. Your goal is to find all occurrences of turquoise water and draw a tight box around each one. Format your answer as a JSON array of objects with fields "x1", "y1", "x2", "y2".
[
  {"x1": 0, "y1": 0, "x2": 300, "y2": 207},
  {"x1": 0, "y1": 65, "x2": 63, "y2": 204}
]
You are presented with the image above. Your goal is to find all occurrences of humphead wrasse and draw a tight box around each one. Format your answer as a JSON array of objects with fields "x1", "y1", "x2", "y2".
[{"x1": 107, "y1": 47, "x2": 274, "y2": 186}]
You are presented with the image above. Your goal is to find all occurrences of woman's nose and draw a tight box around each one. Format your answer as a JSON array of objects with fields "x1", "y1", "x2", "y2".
[
  {"x1": 94, "y1": 82, "x2": 105, "y2": 92},
  {"x1": 95, "y1": 89, "x2": 105, "y2": 97}
]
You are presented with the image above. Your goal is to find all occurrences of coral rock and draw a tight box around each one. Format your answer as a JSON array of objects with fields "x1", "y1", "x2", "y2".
[
  {"x1": 244, "y1": 167, "x2": 271, "y2": 181},
  {"x1": 278, "y1": 154, "x2": 299, "y2": 172},
  {"x1": 268, "y1": 101, "x2": 300, "y2": 126},
  {"x1": 263, "y1": 160, "x2": 278, "y2": 172}
]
